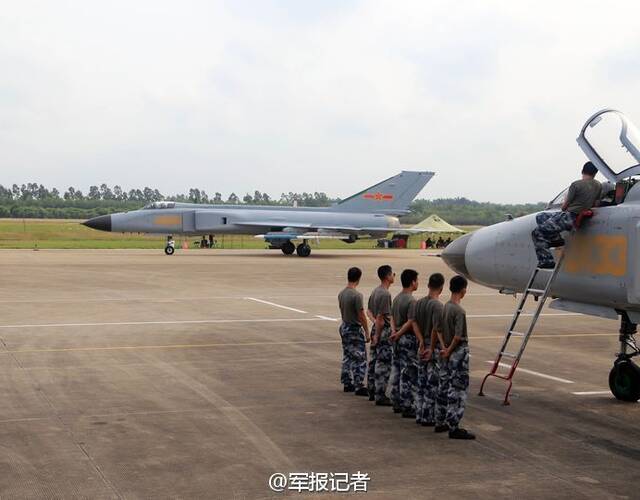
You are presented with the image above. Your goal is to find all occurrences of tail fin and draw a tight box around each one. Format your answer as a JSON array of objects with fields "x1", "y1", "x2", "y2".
[{"x1": 333, "y1": 171, "x2": 434, "y2": 214}]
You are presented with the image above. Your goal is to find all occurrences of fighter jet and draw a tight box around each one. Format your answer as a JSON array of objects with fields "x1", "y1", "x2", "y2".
[
  {"x1": 442, "y1": 109, "x2": 640, "y2": 402},
  {"x1": 83, "y1": 170, "x2": 434, "y2": 257}
]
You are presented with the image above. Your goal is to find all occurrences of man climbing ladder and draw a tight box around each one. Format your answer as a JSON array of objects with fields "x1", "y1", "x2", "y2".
[{"x1": 532, "y1": 162, "x2": 601, "y2": 268}]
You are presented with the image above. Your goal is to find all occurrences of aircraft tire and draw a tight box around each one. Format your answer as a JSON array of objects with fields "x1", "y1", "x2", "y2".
[
  {"x1": 609, "y1": 359, "x2": 640, "y2": 402},
  {"x1": 164, "y1": 245, "x2": 175, "y2": 256},
  {"x1": 296, "y1": 244, "x2": 311, "y2": 257},
  {"x1": 281, "y1": 241, "x2": 295, "y2": 255}
]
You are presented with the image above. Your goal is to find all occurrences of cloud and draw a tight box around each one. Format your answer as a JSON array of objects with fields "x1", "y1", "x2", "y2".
[{"x1": 1, "y1": 0, "x2": 640, "y2": 202}]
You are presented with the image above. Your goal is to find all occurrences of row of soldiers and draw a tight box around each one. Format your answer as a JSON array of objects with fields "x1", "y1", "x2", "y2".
[{"x1": 338, "y1": 265, "x2": 475, "y2": 440}]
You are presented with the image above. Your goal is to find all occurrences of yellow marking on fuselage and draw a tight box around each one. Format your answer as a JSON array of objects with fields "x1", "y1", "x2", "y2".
[
  {"x1": 154, "y1": 215, "x2": 182, "y2": 226},
  {"x1": 563, "y1": 234, "x2": 627, "y2": 277}
]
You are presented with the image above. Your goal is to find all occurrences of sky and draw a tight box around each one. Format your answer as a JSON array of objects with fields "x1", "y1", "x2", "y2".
[{"x1": 2, "y1": 0, "x2": 640, "y2": 203}]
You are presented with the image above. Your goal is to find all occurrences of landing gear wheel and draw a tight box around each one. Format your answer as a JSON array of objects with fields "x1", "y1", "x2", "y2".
[
  {"x1": 164, "y1": 245, "x2": 175, "y2": 256},
  {"x1": 609, "y1": 359, "x2": 640, "y2": 402},
  {"x1": 296, "y1": 243, "x2": 311, "y2": 257},
  {"x1": 281, "y1": 241, "x2": 295, "y2": 255}
]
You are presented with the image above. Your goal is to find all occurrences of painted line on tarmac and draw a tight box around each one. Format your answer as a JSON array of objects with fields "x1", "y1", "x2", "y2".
[
  {"x1": 244, "y1": 297, "x2": 307, "y2": 314},
  {"x1": 1, "y1": 340, "x2": 342, "y2": 354},
  {"x1": 571, "y1": 391, "x2": 611, "y2": 396},
  {"x1": 487, "y1": 361, "x2": 575, "y2": 384},
  {"x1": 0, "y1": 294, "x2": 340, "y2": 304},
  {"x1": 468, "y1": 313, "x2": 582, "y2": 318},
  {"x1": 315, "y1": 315, "x2": 339, "y2": 321},
  {"x1": 474, "y1": 333, "x2": 616, "y2": 340},
  {"x1": 0, "y1": 318, "x2": 334, "y2": 329}
]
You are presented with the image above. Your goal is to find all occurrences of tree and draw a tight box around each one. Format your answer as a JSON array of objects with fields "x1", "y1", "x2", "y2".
[
  {"x1": 243, "y1": 193, "x2": 253, "y2": 204},
  {"x1": 213, "y1": 192, "x2": 223, "y2": 204},
  {"x1": 227, "y1": 192, "x2": 239, "y2": 204},
  {"x1": 88, "y1": 186, "x2": 101, "y2": 200},
  {"x1": 100, "y1": 183, "x2": 114, "y2": 200}
]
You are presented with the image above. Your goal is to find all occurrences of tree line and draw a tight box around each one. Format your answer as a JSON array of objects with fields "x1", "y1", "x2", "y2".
[{"x1": 0, "y1": 183, "x2": 546, "y2": 225}]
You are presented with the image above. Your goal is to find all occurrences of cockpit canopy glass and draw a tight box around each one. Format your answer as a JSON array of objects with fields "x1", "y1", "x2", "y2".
[
  {"x1": 579, "y1": 110, "x2": 640, "y2": 182},
  {"x1": 143, "y1": 201, "x2": 176, "y2": 210}
]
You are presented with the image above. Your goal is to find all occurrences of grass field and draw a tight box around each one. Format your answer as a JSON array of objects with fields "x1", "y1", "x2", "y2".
[{"x1": 0, "y1": 218, "x2": 478, "y2": 249}]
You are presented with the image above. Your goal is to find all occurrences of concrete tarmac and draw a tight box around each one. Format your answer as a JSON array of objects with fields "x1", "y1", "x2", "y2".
[{"x1": 0, "y1": 249, "x2": 638, "y2": 499}]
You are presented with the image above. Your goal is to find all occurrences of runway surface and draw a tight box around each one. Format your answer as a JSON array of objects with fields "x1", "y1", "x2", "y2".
[{"x1": 0, "y1": 249, "x2": 638, "y2": 499}]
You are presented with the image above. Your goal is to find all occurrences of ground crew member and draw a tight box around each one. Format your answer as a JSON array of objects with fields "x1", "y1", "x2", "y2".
[
  {"x1": 413, "y1": 272, "x2": 445, "y2": 427},
  {"x1": 389, "y1": 269, "x2": 419, "y2": 417},
  {"x1": 437, "y1": 275, "x2": 475, "y2": 440},
  {"x1": 338, "y1": 267, "x2": 370, "y2": 396},
  {"x1": 368, "y1": 265, "x2": 395, "y2": 406},
  {"x1": 532, "y1": 161, "x2": 602, "y2": 268}
]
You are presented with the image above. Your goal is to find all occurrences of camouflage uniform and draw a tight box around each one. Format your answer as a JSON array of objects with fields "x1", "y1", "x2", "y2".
[
  {"x1": 398, "y1": 334, "x2": 419, "y2": 411},
  {"x1": 366, "y1": 325, "x2": 377, "y2": 395},
  {"x1": 388, "y1": 342, "x2": 402, "y2": 407},
  {"x1": 416, "y1": 349, "x2": 440, "y2": 424},
  {"x1": 434, "y1": 353, "x2": 449, "y2": 427},
  {"x1": 339, "y1": 323, "x2": 367, "y2": 388},
  {"x1": 445, "y1": 345, "x2": 470, "y2": 431},
  {"x1": 531, "y1": 211, "x2": 576, "y2": 266},
  {"x1": 374, "y1": 325, "x2": 393, "y2": 401}
]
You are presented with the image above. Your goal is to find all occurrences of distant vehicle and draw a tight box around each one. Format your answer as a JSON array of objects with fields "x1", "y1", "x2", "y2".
[
  {"x1": 83, "y1": 171, "x2": 434, "y2": 257},
  {"x1": 442, "y1": 109, "x2": 640, "y2": 401}
]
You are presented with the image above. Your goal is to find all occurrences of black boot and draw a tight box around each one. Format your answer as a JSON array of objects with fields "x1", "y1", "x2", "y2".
[
  {"x1": 343, "y1": 384, "x2": 355, "y2": 393},
  {"x1": 448, "y1": 428, "x2": 476, "y2": 440},
  {"x1": 354, "y1": 387, "x2": 369, "y2": 397}
]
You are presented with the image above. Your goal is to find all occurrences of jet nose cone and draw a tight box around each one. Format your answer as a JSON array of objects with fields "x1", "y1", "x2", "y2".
[
  {"x1": 82, "y1": 214, "x2": 112, "y2": 232},
  {"x1": 441, "y1": 233, "x2": 472, "y2": 278}
]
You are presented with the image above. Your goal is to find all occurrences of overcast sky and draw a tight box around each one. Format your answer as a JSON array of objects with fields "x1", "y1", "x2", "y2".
[{"x1": 2, "y1": 1, "x2": 640, "y2": 203}]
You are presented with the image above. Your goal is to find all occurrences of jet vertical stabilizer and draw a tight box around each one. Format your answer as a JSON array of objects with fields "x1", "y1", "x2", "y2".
[{"x1": 333, "y1": 170, "x2": 434, "y2": 215}]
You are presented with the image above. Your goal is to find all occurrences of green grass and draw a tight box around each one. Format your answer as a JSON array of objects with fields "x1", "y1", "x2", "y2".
[{"x1": 0, "y1": 219, "x2": 475, "y2": 250}]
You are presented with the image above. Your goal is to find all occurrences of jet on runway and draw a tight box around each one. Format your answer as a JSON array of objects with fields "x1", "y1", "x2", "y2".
[
  {"x1": 442, "y1": 109, "x2": 640, "y2": 402},
  {"x1": 83, "y1": 170, "x2": 434, "y2": 257}
]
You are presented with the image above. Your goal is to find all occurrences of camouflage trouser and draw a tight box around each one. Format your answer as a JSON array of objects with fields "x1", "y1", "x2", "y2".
[
  {"x1": 416, "y1": 349, "x2": 440, "y2": 424},
  {"x1": 388, "y1": 341, "x2": 402, "y2": 408},
  {"x1": 373, "y1": 325, "x2": 392, "y2": 401},
  {"x1": 531, "y1": 211, "x2": 576, "y2": 266},
  {"x1": 445, "y1": 345, "x2": 470, "y2": 431},
  {"x1": 366, "y1": 326, "x2": 377, "y2": 395},
  {"x1": 339, "y1": 323, "x2": 367, "y2": 388},
  {"x1": 435, "y1": 354, "x2": 449, "y2": 426},
  {"x1": 399, "y1": 335, "x2": 419, "y2": 411}
]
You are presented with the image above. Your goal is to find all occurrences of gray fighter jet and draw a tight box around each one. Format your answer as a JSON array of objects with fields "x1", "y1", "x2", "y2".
[
  {"x1": 83, "y1": 170, "x2": 434, "y2": 257},
  {"x1": 442, "y1": 109, "x2": 640, "y2": 402}
]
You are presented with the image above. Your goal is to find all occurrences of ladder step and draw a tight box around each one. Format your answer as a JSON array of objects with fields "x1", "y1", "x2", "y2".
[
  {"x1": 536, "y1": 267, "x2": 556, "y2": 272},
  {"x1": 500, "y1": 351, "x2": 518, "y2": 358},
  {"x1": 509, "y1": 331, "x2": 525, "y2": 337},
  {"x1": 527, "y1": 288, "x2": 546, "y2": 295}
]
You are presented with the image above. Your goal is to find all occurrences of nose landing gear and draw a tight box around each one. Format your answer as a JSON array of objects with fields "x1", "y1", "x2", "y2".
[
  {"x1": 165, "y1": 236, "x2": 175, "y2": 255},
  {"x1": 609, "y1": 312, "x2": 640, "y2": 402}
]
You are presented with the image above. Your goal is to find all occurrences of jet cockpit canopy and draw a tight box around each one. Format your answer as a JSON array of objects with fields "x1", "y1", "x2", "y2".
[
  {"x1": 143, "y1": 201, "x2": 176, "y2": 210},
  {"x1": 577, "y1": 109, "x2": 640, "y2": 183}
]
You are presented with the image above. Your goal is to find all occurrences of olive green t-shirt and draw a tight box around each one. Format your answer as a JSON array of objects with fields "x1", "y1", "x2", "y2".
[
  {"x1": 414, "y1": 297, "x2": 444, "y2": 348},
  {"x1": 368, "y1": 285, "x2": 392, "y2": 325},
  {"x1": 566, "y1": 178, "x2": 602, "y2": 215},
  {"x1": 338, "y1": 287, "x2": 364, "y2": 325},
  {"x1": 442, "y1": 301, "x2": 468, "y2": 347},
  {"x1": 391, "y1": 291, "x2": 416, "y2": 329}
]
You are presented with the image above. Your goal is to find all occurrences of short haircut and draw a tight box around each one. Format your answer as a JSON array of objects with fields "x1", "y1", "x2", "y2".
[
  {"x1": 401, "y1": 269, "x2": 418, "y2": 288},
  {"x1": 347, "y1": 267, "x2": 362, "y2": 283},
  {"x1": 377, "y1": 265, "x2": 393, "y2": 281},
  {"x1": 428, "y1": 272, "x2": 445, "y2": 290},
  {"x1": 450, "y1": 275, "x2": 468, "y2": 293},
  {"x1": 582, "y1": 161, "x2": 598, "y2": 176}
]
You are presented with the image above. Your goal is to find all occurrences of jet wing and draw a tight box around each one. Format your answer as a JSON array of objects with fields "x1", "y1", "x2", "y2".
[{"x1": 234, "y1": 221, "x2": 392, "y2": 240}]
